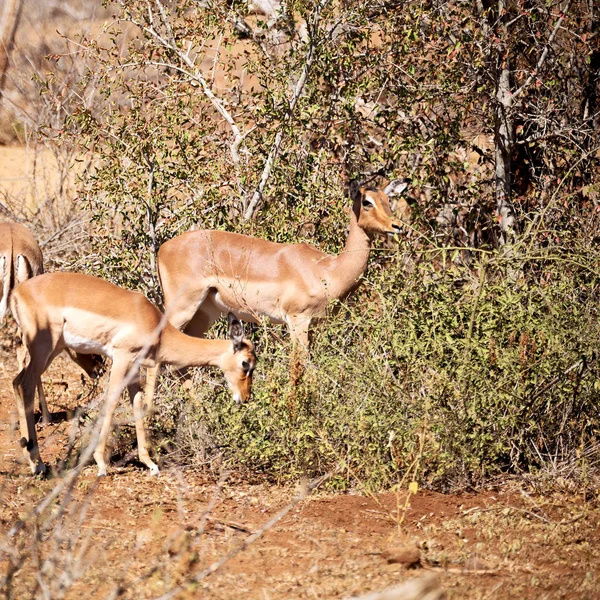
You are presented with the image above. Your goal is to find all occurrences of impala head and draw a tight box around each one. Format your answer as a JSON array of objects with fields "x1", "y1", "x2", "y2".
[
  {"x1": 221, "y1": 312, "x2": 256, "y2": 404},
  {"x1": 350, "y1": 178, "x2": 408, "y2": 236}
]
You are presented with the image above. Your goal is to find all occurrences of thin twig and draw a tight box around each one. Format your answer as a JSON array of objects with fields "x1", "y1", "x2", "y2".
[
  {"x1": 512, "y1": 0, "x2": 573, "y2": 99},
  {"x1": 121, "y1": 0, "x2": 243, "y2": 167},
  {"x1": 153, "y1": 473, "x2": 331, "y2": 600},
  {"x1": 243, "y1": 0, "x2": 331, "y2": 220}
]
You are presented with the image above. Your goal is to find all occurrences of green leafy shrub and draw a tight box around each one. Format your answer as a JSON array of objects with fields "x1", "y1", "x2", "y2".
[
  {"x1": 41, "y1": 0, "x2": 599, "y2": 490},
  {"x1": 150, "y1": 248, "x2": 600, "y2": 490}
]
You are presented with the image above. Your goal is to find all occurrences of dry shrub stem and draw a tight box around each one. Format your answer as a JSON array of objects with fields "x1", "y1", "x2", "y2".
[{"x1": 243, "y1": 0, "x2": 332, "y2": 220}]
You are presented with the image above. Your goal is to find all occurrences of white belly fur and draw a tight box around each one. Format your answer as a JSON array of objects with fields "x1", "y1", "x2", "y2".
[
  {"x1": 212, "y1": 291, "x2": 286, "y2": 324},
  {"x1": 63, "y1": 329, "x2": 113, "y2": 358}
]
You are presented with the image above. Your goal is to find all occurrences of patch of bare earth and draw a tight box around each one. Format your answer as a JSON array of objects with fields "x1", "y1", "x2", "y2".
[{"x1": 0, "y1": 337, "x2": 599, "y2": 599}]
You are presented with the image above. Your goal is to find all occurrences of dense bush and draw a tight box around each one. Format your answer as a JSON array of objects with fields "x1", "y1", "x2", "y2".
[
  {"x1": 149, "y1": 244, "x2": 600, "y2": 490},
  {"x1": 35, "y1": 0, "x2": 600, "y2": 489}
]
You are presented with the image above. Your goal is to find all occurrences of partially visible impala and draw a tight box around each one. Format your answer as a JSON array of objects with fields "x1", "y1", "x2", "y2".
[
  {"x1": 10, "y1": 272, "x2": 256, "y2": 476},
  {"x1": 1, "y1": 222, "x2": 102, "y2": 424},
  {"x1": 0, "y1": 222, "x2": 43, "y2": 322},
  {"x1": 155, "y1": 179, "x2": 407, "y2": 349}
]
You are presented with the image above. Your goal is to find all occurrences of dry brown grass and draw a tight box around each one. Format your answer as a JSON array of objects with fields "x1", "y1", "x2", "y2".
[{"x1": 0, "y1": 349, "x2": 599, "y2": 599}]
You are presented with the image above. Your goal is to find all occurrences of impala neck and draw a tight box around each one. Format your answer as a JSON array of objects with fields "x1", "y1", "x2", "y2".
[
  {"x1": 328, "y1": 202, "x2": 373, "y2": 298},
  {"x1": 157, "y1": 324, "x2": 230, "y2": 369}
]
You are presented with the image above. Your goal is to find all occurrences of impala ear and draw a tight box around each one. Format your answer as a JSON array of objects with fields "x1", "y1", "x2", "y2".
[
  {"x1": 228, "y1": 312, "x2": 245, "y2": 352},
  {"x1": 349, "y1": 180, "x2": 363, "y2": 202},
  {"x1": 384, "y1": 178, "x2": 408, "y2": 197}
]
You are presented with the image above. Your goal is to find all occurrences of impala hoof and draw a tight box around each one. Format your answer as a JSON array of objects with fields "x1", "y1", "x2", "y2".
[
  {"x1": 34, "y1": 462, "x2": 47, "y2": 477},
  {"x1": 149, "y1": 464, "x2": 160, "y2": 476},
  {"x1": 38, "y1": 417, "x2": 52, "y2": 428}
]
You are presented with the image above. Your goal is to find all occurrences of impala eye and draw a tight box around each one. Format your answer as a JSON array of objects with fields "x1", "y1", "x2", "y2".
[
  {"x1": 362, "y1": 199, "x2": 373, "y2": 208},
  {"x1": 242, "y1": 360, "x2": 250, "y2": 372}
]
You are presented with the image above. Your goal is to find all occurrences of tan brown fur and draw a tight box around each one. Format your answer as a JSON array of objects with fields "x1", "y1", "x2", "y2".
[
  {"x1": 0, "y1": 221, "x2": 43, "y2": 322},
  {"x1": 0, "y1": 221, "x2": 55, "y2": 422},
  {"x1": 10, "y1": 272, "x2": 255, "y2": 476},
  {"x1": 0, "y1": 222, "x2": 103, "y2": 424},
  {"x1": 156, "y1": 180, "x2": 408, "y2": 348}
]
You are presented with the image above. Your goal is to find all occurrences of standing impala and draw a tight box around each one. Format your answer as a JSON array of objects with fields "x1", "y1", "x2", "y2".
[
  {"x1": 154, "y1": 179, "x2": 407, "y2": 347},
  {"x1": 1, "y1": 222, "x2": 102, "y2": 423},
  {"x1": 10, "y1": 272, "x2": 256, "y2": 477}
]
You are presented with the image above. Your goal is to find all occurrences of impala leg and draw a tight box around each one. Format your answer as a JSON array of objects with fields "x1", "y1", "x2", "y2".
[
  {"x1": 287, "y1": 315, "x2": 311, "y2": 386},
  {"x1": 94, "y1": 357, "x2": 131, "y2": 477},
  {"x1": 36, "y1": 381, "x2": 51, "y2": 425},
  {"x1": 163, "y1": 284, "x2": 211, "y2": 330},
  {"x1": 16, "y1": 332, "x2": 52, "y2": 425},
  {"x1": 37, "y1": 351, "x2": 97, "y2": 425},
  {"x1": 144, "y1": 301, "x2": 214, "y2": 406},
  {"x1": 130, "y1": 379, "x2": 159, "y2": 475},
  {"x1": 178, "y1": 306, "x2": 216, "y2": 390},
  {"x1": 12, "y1": 343, "x2": 52, "y2": 475},
  {"x1": 15, "y1": 333, "x2": 27, "y2": 370},
  {"x1": 68, "y1": 350, "x2": 105, "y2": 379},
  {"x1": 144, "y1": 364, "x2": 159, "y2": 412},
  {"x1": 182, "y1": 305, "x2": 215, "y2": 338},
  {"x1": 13, "y1": 368, "x2": 44, "y2": 474}
]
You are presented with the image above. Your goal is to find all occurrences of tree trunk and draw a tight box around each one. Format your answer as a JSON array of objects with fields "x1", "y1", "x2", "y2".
[
  {"x1": 0, "y1": 0, "x2": 23, "y2": 94},
  {"x1": 492, "y1": 0, "x2": 516, "y2": 246},
  {"x1": 475, "y1": 0, "x2": 516, "y2": 246},
  {"x1": 494, "y1": 64, "x2": 516, "y2": 245},
  {"x1": 583, "y1": 0, "x2": 600, "y2": 133}
]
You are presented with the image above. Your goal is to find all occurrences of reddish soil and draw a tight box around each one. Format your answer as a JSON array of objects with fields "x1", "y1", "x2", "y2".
[{"x1": 0, "y1": 334, "x2": 599, "y2": 599}]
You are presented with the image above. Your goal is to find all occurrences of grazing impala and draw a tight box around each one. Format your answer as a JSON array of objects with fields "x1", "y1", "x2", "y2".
[
  {"x1": 10, "y1": 272, "x2": 256, "y2": 476},
  {"x1": 1, "y1": 222, "x2": 102, "y2": 423},
  {"x1": 155, "y1": 179, "x2": 407, "y2": 346}
]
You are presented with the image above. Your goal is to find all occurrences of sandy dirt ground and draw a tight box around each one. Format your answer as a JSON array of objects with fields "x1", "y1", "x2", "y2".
[
  {"x1": 0, "y1": 145, "x2": 63, "y2": 210},
  {"x1": 0, "y1": 138, "x2": 599, "y2": 597},
  {"x1": 0, "y1": 328, "x2": 599, "y2": 600},
  {"x1": 1, "y1": 6, "x2": 598, "y2": 595}
]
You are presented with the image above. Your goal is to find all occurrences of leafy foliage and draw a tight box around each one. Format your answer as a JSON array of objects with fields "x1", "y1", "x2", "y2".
[
  {"x1": 42, "y1": 0, "x2": 600, "y2": 488},
  {"x1": 150, "y1": 244, "x2": 600, "y2": 489}
]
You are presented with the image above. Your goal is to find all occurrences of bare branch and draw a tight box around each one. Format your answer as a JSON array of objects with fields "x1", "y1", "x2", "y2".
[
  {"x1": 121, "y1": 0, "x2": 244, "y2": 167},
  {"x1": 153, "y1": 473, "x2": 331, "y2": 600},
  {"x1": 0, "y1": 0, "x2": 23, "y2": 94},
  {"x1": 243, "y1": 0, "x2": 332, "y2": 220},
  {"x1": 512, "y1": 0, "x2": 573, "y2": 99}
]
